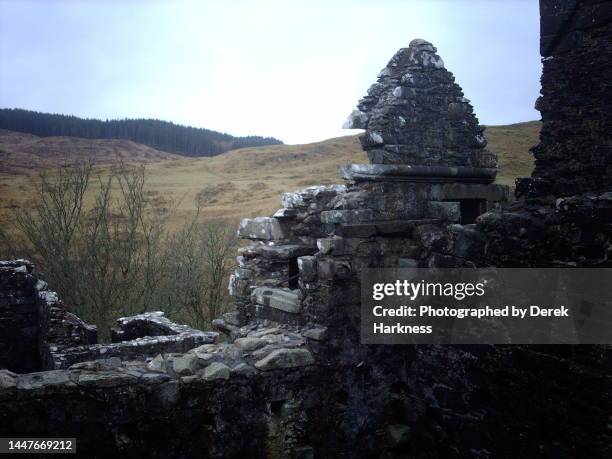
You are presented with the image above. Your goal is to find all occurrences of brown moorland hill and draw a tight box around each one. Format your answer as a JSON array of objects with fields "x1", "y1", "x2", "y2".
[
  {"x1": 0, "y1": 121, "x2": 539, "y2": 238},
  {"x1": 0, "y1": 129, "x2": 181, "y2": 174}
]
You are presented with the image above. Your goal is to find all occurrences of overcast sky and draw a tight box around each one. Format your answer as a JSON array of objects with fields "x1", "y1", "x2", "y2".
[{"x1": 0, "y1": 0, "x2": 541, "y2": 144}]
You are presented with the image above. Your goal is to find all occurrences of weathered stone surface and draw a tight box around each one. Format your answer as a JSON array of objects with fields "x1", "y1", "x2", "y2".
[
  {"x1": 342, "y1": 109, "x2": 369, "y2": 129},
  {"x1": 202, "y1": 362, "x2": 231, "y2": 381},
  {"x1": 272, "y1": 207, "x2": 299, "y2": 218},
  {"x1": 147, "y1": 354, "x2": 166, "y2": 372},
  {"x1": 238, "y1": 217, "x2": 288, "y2": 240},
  {"x1": 0, "y1": 264, "x2": 41, "y2": 374},
  {"x1": 234, "y1": 337, "x2": 266, "y2": 352},
  {"x1": 344, "y1": 38, "x2": 495, "y2": 171},
  {"x1": 251, "y1": 287, "x2": 301, "y2": 314},
  {"x1": 16, "y1": 370, "x2": 75, "y2": 393},
  {"x1": 0, "y1": 370, "x2": 17, "y2": 388},
  {"x1": 316, "y1": 237, "x2": 345, "y2": 255},
  {"x1": 171, "y1": 353, "x2": 198, "y2": 375},
  {"x1": 76, "y1": 371, "x2": 137, "y2": 387},
  {"x1": 223, "y1": 311, "x2": 242, "y2": 326},
  {"x1": 524, "y1": 0, "x2": 612, "y2": 197},
  {"x1": 430, "y1": 182, "x2": 509, "y2": 202},
  {"x1": 231, "y1": 362, "x2": 257, "y2": 377},
  {"x1": 139, "y1": 372, "x2": 170, "y2": 385},
  {"x1": 281, "y1": 185, "x2": 346, "y2": 209},
  {"x1": 251, "y1": 344, "x2": 280, "y2": 361},
  {"x1": 69, "y1": 357, "x2": 122, "y2": 371},
  {"x1": 341, "y1": 163, "x2": 496, "y2": 183},
  {"x1": 254, "y1": 348, "x2": 314, "y2": 371},
  {"x1": 191, "y1": 344, "x2": 220, "y2": 362},
  {"x1": 297, "y1": 256, "x2": 317, "y2": 282},
  {"x1": 242, "y1": 243, "x2": 316, "y2": 260},
  {"x1": 228, "y1": 273, "x2": 250, "y2": 299},
  {"x1": 0, "y1": 260, "x2": 99, "y2": 373},
  {"x1": 302, "y1": 327, "x2": 328, "y2": 341},
  {"x1": 427, "y1": 201, "x2": 461, "y2": 222},
  {"x1": 320, "y1": 209, "x2": 375, "y2": 224}
]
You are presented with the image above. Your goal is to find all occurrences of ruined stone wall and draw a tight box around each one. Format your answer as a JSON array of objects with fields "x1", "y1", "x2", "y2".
[
  {"x1": 479, "y1": 0, "x2": 612, "y2": 267},
  {"x1": 1, "y1": 2, "x2": 611, "y2": 458},
  {"x1": 0, "y1": 261, "x2": 40, "y2": 373},
  {"x1": 0, "y1": 261, "x2": 324, "y2": 457},
  {"x1": 0, "y1": 261, "x2": 221, "y2": 371},
  {"x1": 37, "y1": 282, "x2": 98, "y2": 370},
  {"x1": 52, "y1": 312, "x2": 218, "y2": 370},
  {"x1": 0, "y1": 358, "x2": 323, "y2": 458},
  {"x1": 0, "y1": 260, "x2": 98, "y2": 373},
  {"x1": 518, "y1": 0, "x2": 612, "y2": 198}
]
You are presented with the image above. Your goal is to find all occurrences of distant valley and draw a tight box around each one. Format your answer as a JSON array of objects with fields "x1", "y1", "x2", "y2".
[{"x1": 0, "y1": 121, "x2": 540, "y2": 233}]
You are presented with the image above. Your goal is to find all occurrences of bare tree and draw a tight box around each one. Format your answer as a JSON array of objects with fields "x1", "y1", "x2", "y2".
[
  {"x1": 12, "y1": 161, "x2": 237, "y2": 340},
  {"x1": 15, "y1": 161, "x2": 92, "y2": 315},
  {"x1": 200, "y1": 220, "x2": 236, "y2": 323},
  {"x1": 153, "y1": 209, "x2": 236, "y2": 330}
]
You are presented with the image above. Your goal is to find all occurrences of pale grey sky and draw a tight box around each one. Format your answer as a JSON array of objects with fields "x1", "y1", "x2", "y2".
[{"x1": 0, "y1": 0, "x2": 541, "y2": 144}]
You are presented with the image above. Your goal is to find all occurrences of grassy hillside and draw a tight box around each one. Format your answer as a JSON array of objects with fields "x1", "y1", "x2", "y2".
[
  {"x1": 485, "y1": 121, "x2": 540, "y2": 185},
  {"x1": 0, "y1": 129, "x2": 181, "y2": 174},
  {"x1": 0, "y1": 121, "x2": 539, "y2": 238}
]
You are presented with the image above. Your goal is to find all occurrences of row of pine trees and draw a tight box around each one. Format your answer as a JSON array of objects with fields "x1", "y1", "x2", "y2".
[{"x1": 0, "y1": 108, "x2": 282, "y2": 157}]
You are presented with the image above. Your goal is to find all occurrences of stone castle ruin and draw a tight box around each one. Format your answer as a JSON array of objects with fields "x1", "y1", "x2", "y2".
[{"x1": 1, "y1": 1, "x2": 611, "y2": 457}]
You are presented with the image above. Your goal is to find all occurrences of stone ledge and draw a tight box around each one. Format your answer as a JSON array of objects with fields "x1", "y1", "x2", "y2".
[{"x1": 340, "y1": 163, "x2": 497, "y2": 183}]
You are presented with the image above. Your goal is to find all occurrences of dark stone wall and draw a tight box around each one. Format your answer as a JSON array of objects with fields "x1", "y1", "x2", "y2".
[
  {"x1": 475, "y1": 193, "x2": 612, "y2": 267},
  {"x1": 38, "y1": 287, "x2": 98, "y2": 371},
  {"x1": 0, "y1": 260, "x2": 218, "y2": 372},
  {"x1": 0, "y1": 261, "x2": 40, "y2": 373},
  {"x1": 518, "y1": 0, "x2": 612, "y2": 198},
  {"x1": 0, "y1": 260, "x2": 98, "y2": 372},
  {"x1": 0, "y1": 365, "x2": 322, "y2": 459},
  {"x1": 303, "y1": 275, "x2": 611, "y2": 457}
]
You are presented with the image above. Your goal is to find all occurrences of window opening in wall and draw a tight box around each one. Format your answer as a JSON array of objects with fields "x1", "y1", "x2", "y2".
[
  {"x1": 288, "y1": 257, "x2": 299, "y2": 289},
  {"x1": 458, "y1": 199, "x2": 487, "y2": 224}
]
